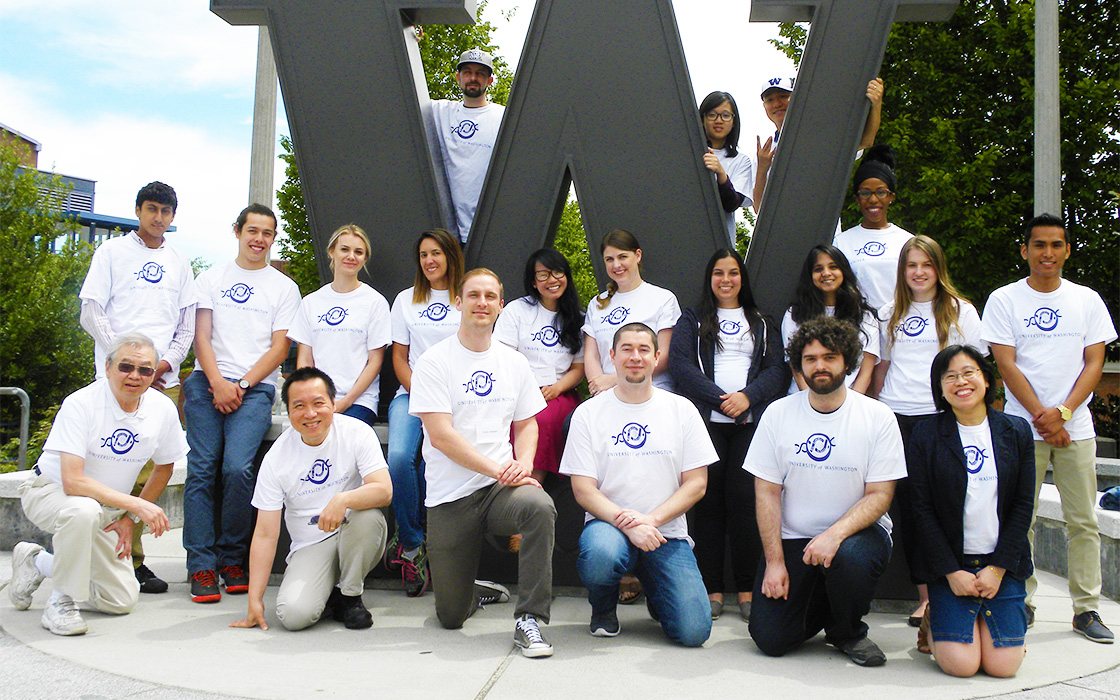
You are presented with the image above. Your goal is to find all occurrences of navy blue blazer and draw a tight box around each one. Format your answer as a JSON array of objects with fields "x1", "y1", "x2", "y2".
[{"x1": 907, "y1": 409, "x2": 1035, "y2": 582}]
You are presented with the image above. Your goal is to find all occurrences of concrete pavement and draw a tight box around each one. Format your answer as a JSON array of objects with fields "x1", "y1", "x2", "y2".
[{"x1": 1, "y1": 530, "x2": 1117, "y2": 700}]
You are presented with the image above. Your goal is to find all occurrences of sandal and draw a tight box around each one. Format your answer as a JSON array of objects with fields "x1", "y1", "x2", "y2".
[
  {"x1": 619, "y1": 577, "x2": 644, "y2": 605},
  {"x1": 917, "y1": 603, "x2": 932, "y2": 654}
]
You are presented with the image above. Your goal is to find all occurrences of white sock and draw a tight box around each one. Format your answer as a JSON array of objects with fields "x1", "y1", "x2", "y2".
[
  {"x1": 35, "y1": 550, "x2": 53, "y2": 578},
  {"x1": 48, "y1": 589, "x2": 63, "y2": 604},
  {"x1": 403, "y1": 547, "x2": 420, "y2": 561}
]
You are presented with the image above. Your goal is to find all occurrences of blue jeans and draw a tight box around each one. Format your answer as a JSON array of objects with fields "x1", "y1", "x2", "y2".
[
  {"x1": 342, "y1": 403, "x2": 376, "y2": 426},
  {"x1": 749, "y1": 524, "x2": 892, "y2": 656},
  {"x1": 577, "y1": 519, "x2": 711, "y2": 647},
  {"x1": 387, "y1": 393, "x2": 425, "y2": 549},
  {"x1": 182, "y1": 372, "x2": 275, "y2": 575}
]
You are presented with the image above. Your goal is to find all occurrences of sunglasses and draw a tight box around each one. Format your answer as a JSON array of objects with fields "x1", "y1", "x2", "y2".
[{"x1": 117, "y1": 362, "x2": 156, "y2": 377}]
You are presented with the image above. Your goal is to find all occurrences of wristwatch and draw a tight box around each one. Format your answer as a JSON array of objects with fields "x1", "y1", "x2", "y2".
[
  {"x1": 238, "y1": 378, "x2": 251, "y2": 391},
  {"x1": 1057, "y1": 404, "x2": 1072, "y2": 421}
]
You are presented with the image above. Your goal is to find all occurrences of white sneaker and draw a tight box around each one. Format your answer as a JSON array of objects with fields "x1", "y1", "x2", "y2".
[
  {"x1": 514, "y1": 614, "x2": 553, "y2": 658},
  {"x1": 41, "y1": 595, "x2": 88, "y2": 636},
  {"x1": 8, "y1": 542, "x2": 45, "y2": 610}
]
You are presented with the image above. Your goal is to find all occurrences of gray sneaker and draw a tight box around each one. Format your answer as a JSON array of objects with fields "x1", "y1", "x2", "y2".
[
  {"x1": 514, "y1": 614, "x2": 553, "y2": 658},
  {"x1": 9, "y1": 542, "x2": 45, "y2": 610},
  {"x1": 1073, "y1": 611, "x2": 1114, "y2": 644},
  {"x1": 474, "y1": 580, "x2": 510, "y2": 606},
  {"x1": 837, "y1": 636, "x2": 886, "y2": 666},
  {"x1": 41, "y1": 595, "x2": 88, "y2": 636}
]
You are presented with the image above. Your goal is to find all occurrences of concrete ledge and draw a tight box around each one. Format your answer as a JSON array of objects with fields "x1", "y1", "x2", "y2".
[
  {"x1": 1046, "y1": 456, "x2": 1119, "y2": 491},
  {"x1": 1033, "y1": 482, "x2": 1119, "y2": 601},
  {"x1": 0, "y1": 463, "x2": 186, "y2": 550}
]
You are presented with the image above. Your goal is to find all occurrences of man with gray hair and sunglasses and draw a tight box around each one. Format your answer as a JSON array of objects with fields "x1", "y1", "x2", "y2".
[{"x1": 8, "y1": 333, "x2": 188, "y2": 636}]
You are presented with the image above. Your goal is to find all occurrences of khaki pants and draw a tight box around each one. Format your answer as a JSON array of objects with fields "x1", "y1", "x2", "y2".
[
  {"x1": 275, "y1": 508, "x2": 387, "y2": 631},
  {"x1": 1025, "y1": 439, "x2": 1101, "y2": 614},
  {"x1": 19, "y1": 474, "x2": 139, "y2": 613},
  {"x1": 131, "y1": 384, "x2": 181, "y2": 569}
]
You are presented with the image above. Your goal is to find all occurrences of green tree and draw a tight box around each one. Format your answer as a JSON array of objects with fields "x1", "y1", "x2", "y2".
[
  {"x1": 771, "y1": 0, "x2": 1117, "y2": 334},
  {"x1": 0, "y1": 140, "x2": 94, "y2": 467},
  {"x1": 275, "y1": 0, "x2": 515, "y2": 289}
]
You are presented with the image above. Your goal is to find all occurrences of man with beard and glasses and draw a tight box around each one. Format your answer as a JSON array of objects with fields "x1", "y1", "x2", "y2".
[
  {"x1": 431, "y1": 48, "x2": 505, "y2": 244},
  {"x1": 744, "y1": 316, "x2": 905, "y2": 667}
]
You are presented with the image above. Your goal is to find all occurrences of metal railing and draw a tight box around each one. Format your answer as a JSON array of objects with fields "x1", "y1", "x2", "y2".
[{"x1": 0, "y1": 387, "x2": 30, "y2": 471}]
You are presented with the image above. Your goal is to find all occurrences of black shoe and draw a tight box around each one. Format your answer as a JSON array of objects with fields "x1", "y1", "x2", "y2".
[
  {"x1": 189, "y1": 570, "x2": 221, "y2": 603},
  {"x1": 135, "y1": 564, "x2": 168, "y2": 594},
  {"x1": 590, "y1": 609, "x2": 620, "y2": 637},
  {"x1": 837, "y1": 637, "x2": 886, "y2": 667},
  {"x1": 330, "y1": 591, "x2": 373, "y2": 629},
  {"x1": 1073, "y1": 611, "x2": 1114, "y2": 644},
  {"x1": 1026, "y1": 606, "x2": 1035, "y2": 628},
  {"x1": 646, "y1": 596, "x2": 660, "y2": 622},
  {"x1": 219, "y1": 565, "x2": 249, "y2": 594}
]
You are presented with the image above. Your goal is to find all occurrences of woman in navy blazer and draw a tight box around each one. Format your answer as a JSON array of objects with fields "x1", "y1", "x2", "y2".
[{"x1": 908, "y1": 345, "x2": 1034, "y2": 677}]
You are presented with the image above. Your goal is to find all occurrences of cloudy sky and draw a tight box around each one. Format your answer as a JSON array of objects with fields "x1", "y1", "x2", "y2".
[{"x1": 1, "y1": 1, "x2": 793, "y2": 267}]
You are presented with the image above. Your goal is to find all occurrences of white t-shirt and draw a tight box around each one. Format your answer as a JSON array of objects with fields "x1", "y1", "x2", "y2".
[
  {"x1": 493, "y1": 297, "x2": 583, "y2": 386},
  {"x1": 958, "y1": 418, "x2": 999, "y2": 555},
  {"x1": 36, "y1": 380, "x2": 188, "y2": 495},
  {"x1": 832, "y1": 223, "x2": 914, "y2": 312},
  {"x1": 560, "y1": 388, "x2": 717, "y2": 542},
  {"x1": 252, "y1": 414, "x2": 388, "y2": 558},
  {"x1": 287, "y1": 283, "x2": 391, "y2": 412},
  {"x1": 744, "y1": 390, "x2": 906, "y2": 539},
  {"x1": 713, "y1": 147, "x2": 755, "y2": 242},
  {"x1": 982, "y1": 278, "x2": 1117, "y2": 441},
  {"x1": 193, "y1": 262, "x2": 300, "y2": 387},
  {"x1": 390, "y1": 287, "x2": 461, "y2": 397},
  {"x1": 409, "y1": 336, "x2": 546, "y2": 507},
  {"x1": 711, "y1": 307, "x2": 755, "y2": 423},
  {"x1": 781, "y1": 306, "x2": 880, "y2": 394},
  {"x1": 582, "y1": 282, "x2": 681, "y2": 390},
  {"x1": 878, "y1": 299, "x2": 987, "y2": 416},
  {"x1": 431, "y1": 100, "x2": 505, "y2": 242},
  {"x1": 79, "y1": 232, "x2": 198, "y2": 388}
]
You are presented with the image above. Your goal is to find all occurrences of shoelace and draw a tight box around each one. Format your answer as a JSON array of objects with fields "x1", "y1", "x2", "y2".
[
  {"x1": 402, "y1": 559, "x2": 424, "y2": 581},
  {"x1": 222, "y1": 565, "x2": 246, "y2": 579},
  {"x1": 478, "y1": 592, "x2": 503, "y2": 606},
  {"x1": 56, "y1": 597, "x2": 80, "y2": 615},
  {"x1": 192, "y1": 570, "x2": 218, "y2": 586},
  {"x1": 518, "y1": 617, "x2": 544, "y2": 644}
]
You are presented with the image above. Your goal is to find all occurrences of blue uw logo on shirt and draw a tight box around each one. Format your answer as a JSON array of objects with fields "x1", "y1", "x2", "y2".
[
  {"x1": 221, "y1": 283, "x2": 254, "y2": 304},
  {"x1": 897, "y1": 316, "x2": 930, "y2": 337},
  {"x1": 794, "y1": 433, "x2": 836, "y2": 461},
  {"x1": 135, "y1": 262, "x2": 164, "y2": 283},
  {"x1": 419, "y1": 302, "x2": 450, "y2": 322},
  {"x1": 318, "y1": 307, "x2": 349, "y2": 326},
  {"x1": 963, "y1": 445, "x2": 987, "y2": 474},
  {"x1": 856, "y1": 241, "x2": 886, "y2": 257},
  {"x1": 613, "y1": 423, "x2": 651, "y2": 449},
  {"x1": 603, "y1": 306, "x2": 630, "y2": 326},
  {"x1": 100, "y1": 428, "x2": 137, "y2": 455},
  {"x1": 463, "y1": 370, "x2": 495, "y2": 396},
  {"x1": 300, "y1": 458, "x2": 332, "y2": 485},
  {"x1": 1023, "y1": 307, "x2": 1061, "y2": 332},
  {"x1": 719, "y1": 319, "x2": 743, "y2": 336},
  {"x1": 530, "y1": 325, "x2": 561, "y2": 347},
  {"x1": 451, "y1": 120, "x2": 480, "y2": 139}
]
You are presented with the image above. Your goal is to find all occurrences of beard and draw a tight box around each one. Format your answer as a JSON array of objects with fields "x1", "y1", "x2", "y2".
[
  {"x1": 807, "y1": 369, "x2": 845, "y2": 395},
  {"x1": 462, "y1": 83, "x2": 484, "y2": 99}
]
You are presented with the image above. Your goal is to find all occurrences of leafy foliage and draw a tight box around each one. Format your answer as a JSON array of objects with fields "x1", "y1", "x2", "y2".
[
  {"x1": 0, "y1": 141, "x2": 93, "y2": 462},
  {"x1": 274, "y1": 134, "x2": 319, "y2": 296},
  {"x1": 552, "y1": 198, "x2": 595, "y2": 307}
]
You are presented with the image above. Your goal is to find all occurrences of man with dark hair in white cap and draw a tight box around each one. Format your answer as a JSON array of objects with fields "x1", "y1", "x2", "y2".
[
  {"x1": 431, "y1": 48, "x2": 505, "y2": 244},
  {"x1": 753, "y1": 76, "x2": 884, "y2": 213}
]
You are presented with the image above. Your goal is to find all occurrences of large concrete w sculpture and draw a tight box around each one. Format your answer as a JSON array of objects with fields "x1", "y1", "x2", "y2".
[{"x1": 211, "y1": 0, "x2": 956, "y2": 317}]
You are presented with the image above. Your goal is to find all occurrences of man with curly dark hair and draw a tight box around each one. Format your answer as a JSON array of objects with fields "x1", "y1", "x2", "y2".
[{"x1": 744, "y1": 317, "x2": 905, "y2": 667}]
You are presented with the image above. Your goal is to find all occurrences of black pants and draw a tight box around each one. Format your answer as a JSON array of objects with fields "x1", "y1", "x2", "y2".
[
  {"x1": 690, "y1": 421, "x2": 761, "y2": 595},
  {"x1": 893, "y1": 412, "x2": 936, "y2": 585}
]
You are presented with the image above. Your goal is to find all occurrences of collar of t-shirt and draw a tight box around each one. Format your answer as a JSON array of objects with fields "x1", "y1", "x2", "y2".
[{"x1": 128, "y1": 231, "x2": 165, "y2": 251}]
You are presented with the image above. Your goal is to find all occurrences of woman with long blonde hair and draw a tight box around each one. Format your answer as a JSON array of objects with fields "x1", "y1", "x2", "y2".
[{"x1": 871, "y1": 234, "x2": 986, "y2": 629}]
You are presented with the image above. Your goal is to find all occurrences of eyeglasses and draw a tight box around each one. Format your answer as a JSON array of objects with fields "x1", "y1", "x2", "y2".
[
  {"x1": 941, "y1": 367, "x2": 981, "y2": 384},
  {"x1": 117, "y1": 362, "x2": 156, "y2": 377},
  {"x1": 856, "y1": 188, "x2": 893, "y2": 200},
  {"x1": 704, "y1": 111, "x2": 734, "y2": 123},
  {"x1": 534, "y1": 269, "x2": 566, "y2": 282}
]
